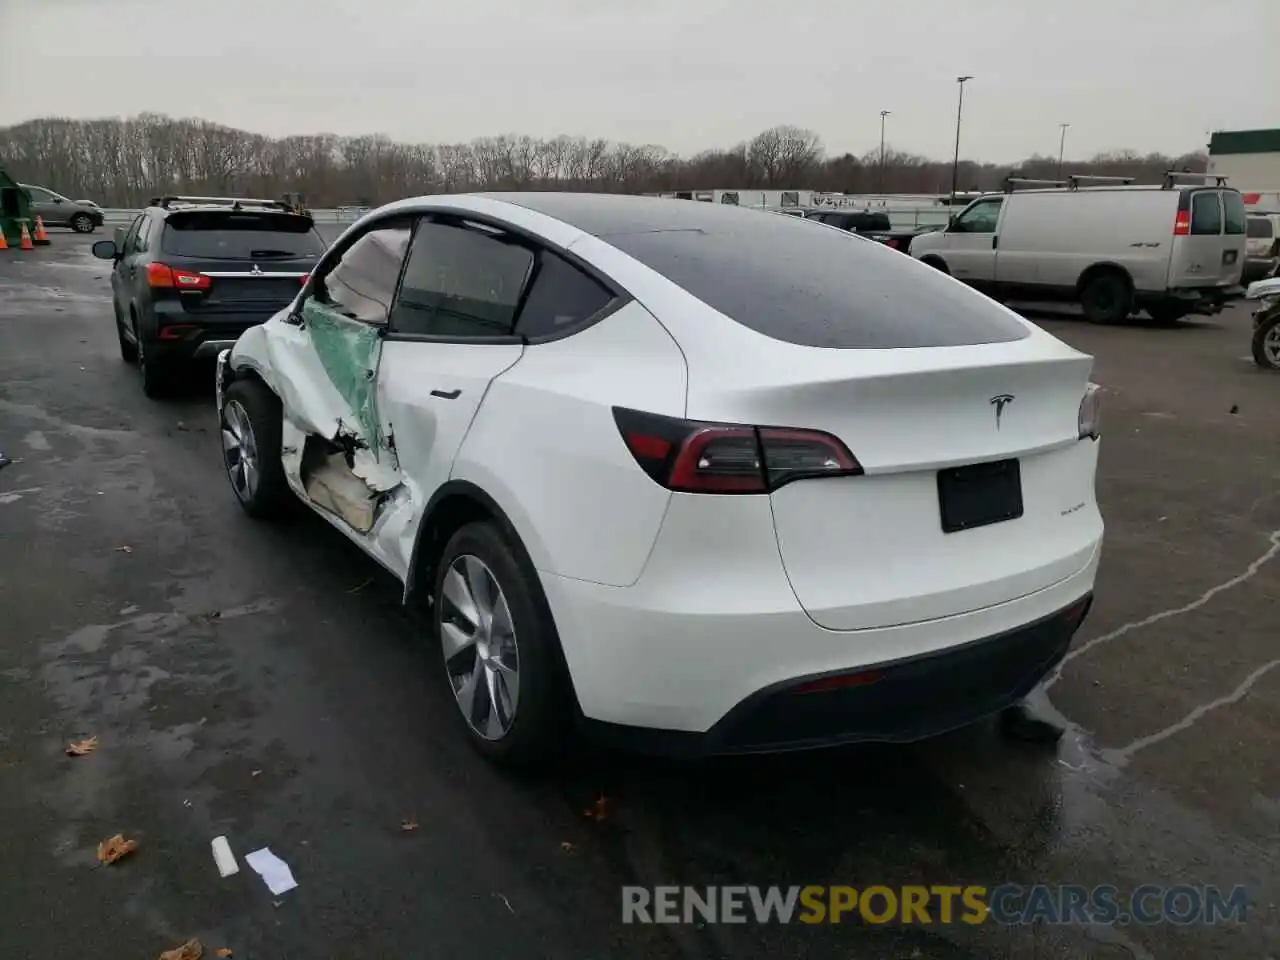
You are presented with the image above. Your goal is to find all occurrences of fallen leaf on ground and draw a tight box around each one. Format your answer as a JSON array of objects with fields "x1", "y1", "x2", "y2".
[
  {"x1": 65, "y1": 735, "x2": 98, "y2": 757},
  {"x1": 215, "y1": 949, "x2": 233, "y2": 958},
  {"x1": 560, "y1": 841, "x2": 575, "y2": 853},
  {"x1": 583, "y1": 795, "x2": 610, "y2": 823},
  {"x1": 400, "y1": 819, "x2": 419, "y2": 833},
  {"x1": 159, "y1": 939, "x2": 202, "y2": 960},
  {"x1": 97, "y1": 834, "x2": 138, "y2": 864},
  {"x1": 115, "y1": 545, "x2": 132, "y2": 554},
  {"x1": 250, "y1": 769, "x2": 263, "y2": 778}
]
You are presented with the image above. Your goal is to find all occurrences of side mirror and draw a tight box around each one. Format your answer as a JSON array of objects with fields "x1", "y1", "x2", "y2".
[
  {"x1": 53, "y1": 197, "x2": 65, "y2": 204},
  {"x1": 91, "y1": 240, "x2": 117, "y2": 261}
]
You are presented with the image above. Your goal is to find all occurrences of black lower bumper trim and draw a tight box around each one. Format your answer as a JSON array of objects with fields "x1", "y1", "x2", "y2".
[{"x1": 581, "y1": 594, "x2": 1093, "y2": 758}]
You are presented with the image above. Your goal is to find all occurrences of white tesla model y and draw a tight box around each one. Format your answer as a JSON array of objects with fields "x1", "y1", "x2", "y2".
[{"x1": 215, "y1": 192, "x2": 1103, "y2": 765}]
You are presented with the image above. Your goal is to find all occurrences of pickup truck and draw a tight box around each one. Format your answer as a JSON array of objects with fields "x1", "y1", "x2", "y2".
[{"x1": 803, "y1": 209, "x2": 942, "y2": 252}]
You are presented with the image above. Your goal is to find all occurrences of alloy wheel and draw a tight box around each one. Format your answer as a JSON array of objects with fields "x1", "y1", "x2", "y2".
[
  {"x1": 221, "y1": 400, "x2": 259, "y2": 501},
  {"x1": 440, "y1": 554, "x2": 520, "y2": 740},
  {"x1": 1265, "y1": 324, "x2": 1280, "y2": 367}
]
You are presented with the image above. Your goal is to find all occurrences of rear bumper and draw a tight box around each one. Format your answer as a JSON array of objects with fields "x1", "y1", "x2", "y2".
[
  {"x1": 584, "y1": 594, "x2": 1092, "y2": 757},
  {"x1": 148, "y1": 306, "x2": 278, "y2": 363},
  {"x1": 541, "y1": 488, "x2": 1103, "y2": 742}
]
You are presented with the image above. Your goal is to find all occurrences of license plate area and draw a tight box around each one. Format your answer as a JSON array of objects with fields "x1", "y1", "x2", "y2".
[{"x1": 937, "y1": 459, "x2": 1023, "y2": 533}]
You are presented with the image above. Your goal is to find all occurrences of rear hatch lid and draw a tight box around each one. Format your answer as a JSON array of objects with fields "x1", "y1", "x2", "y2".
[{"x1": 160, "y1": 210, "x2": 324, "y2": 314}]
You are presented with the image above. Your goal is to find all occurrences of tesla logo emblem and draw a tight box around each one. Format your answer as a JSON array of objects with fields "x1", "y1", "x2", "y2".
[
  {"x1": 250, "y1": 264, "x2": 263, "y2": 276},
  {"x1": 990, "y1": 394, "x2": 1015, "y2": 428}
]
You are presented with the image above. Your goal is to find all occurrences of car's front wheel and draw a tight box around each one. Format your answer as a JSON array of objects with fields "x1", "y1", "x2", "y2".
[
  {"x1": 221, "y1": 379, "x2": 292, "y2": 518},
  {"x1": 434, "y1": 521, "x2": 571, "y2": 766},
  {"x1": 71, "y1": 214, "x2": 96, "y2": 234},
  {"x1": 1253, "y1": 311, "x2": 1280, "y2": 370}
]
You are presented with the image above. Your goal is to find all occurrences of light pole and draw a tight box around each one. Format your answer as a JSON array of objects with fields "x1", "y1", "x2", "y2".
[
  {"x1": 879, "y1": 110, "x2": 891, "y2": 194},
  {"x1": 1057, "y1": 123, "x2": 1070, "y2": 178},
  {"x1": 951, "y1": 76, "x2": 973, "y2": 204}
]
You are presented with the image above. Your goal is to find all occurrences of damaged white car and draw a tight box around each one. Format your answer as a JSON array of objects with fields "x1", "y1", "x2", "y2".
[{"x1": 215, "y1": 192, "x2": 1103, "y2": 766}]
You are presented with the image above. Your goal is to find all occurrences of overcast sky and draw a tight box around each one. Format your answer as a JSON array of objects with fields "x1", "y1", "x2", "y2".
[{"x1": 1, "y1": 0, "x2": 1275, "y2": 162}]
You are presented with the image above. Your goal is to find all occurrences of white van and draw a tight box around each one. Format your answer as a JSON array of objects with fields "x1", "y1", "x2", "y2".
[{"x1": 909, "y1": 174, "x2": 1248, "y2": 324}]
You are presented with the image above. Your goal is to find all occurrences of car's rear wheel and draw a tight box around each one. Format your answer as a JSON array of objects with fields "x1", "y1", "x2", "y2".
[
  {"x1": 1080, "y1": 272, "x2": 1132, "y2": 324},
  {"x1": 434, "y1": 521, "x2": 570, "y2": 766},
  {"x1": 921, "y1": 256, "x2": 950, "y2": 274},
  {"x1": 71, "y1": 214, "x2": 95, "y2": 234},
  {"x1": 220, "y1": 379, "x2": 292, "y2": 518},
  {"x1": 114, "y1": 307, "x2": 137, "y2": 362},
  {"x1": 135, "y1": 323, "x2": 171, "y2": 399},
  {"x1": 1146, "y1": 303, "x2": 1187, "y2": 326}
]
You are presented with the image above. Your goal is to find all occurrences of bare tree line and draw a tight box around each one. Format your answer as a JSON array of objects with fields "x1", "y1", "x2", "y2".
[{"x1": 0, "y1": 113, "x2": 1208, "y2": 207}]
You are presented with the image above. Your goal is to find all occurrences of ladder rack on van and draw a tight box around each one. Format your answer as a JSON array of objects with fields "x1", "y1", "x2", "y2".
[
  {"x1": 1003, "y1": 177, "x2": 1068, "y2": 193},
  {"x1": 1162, "y1": 171, "x2": 1229, "y2": 189},
  {"x1": 1066, "y1": 175, "x2": 1136, "y2": 189}
]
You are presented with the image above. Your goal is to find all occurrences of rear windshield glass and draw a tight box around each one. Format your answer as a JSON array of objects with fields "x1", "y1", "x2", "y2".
[
  {"x1": 605, "y1": 218, "x2": 1029, "y2": 348},
  {"x1": 161, "y1": 212, "x2": 325, "y2": 260},
  {"x1": 1222, "y1": 192, "x2": 1246, "y2": 235},
  {"x1": 1248, "y1": 217, "x2": 1274, "y2": 238}
]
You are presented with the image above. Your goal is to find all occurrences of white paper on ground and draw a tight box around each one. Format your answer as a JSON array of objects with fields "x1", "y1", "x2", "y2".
[
  {"x1": 211, "y1": 835, "x2": 239, "y2": 878},
  {"x1": 244, "y1": 847, "x2": 298, "y2": 895}
]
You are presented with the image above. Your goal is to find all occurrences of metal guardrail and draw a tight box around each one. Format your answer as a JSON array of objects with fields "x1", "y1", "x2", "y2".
[{"x1": 99, "y1": 206, "x2": 371, "y2": 224}]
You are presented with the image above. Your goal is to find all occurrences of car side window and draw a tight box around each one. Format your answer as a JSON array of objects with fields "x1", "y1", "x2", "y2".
[
  {"x1": 389, "y1": 219, "x2": 534, "y2": 338},
  {"x1": 1190, "y1": 193, "x2": 1222, "y2": 236},
  {"x1": 313, "y1": 221, "x2": 413, "y2": 324},
  {"x1": 133, "y1": 218, "x2": 153, "y2": 253},
  {"x1": 952, "y1": 198, "x2": 1002, "y2": 233},
  {"x1": 121, "y1": 215, "x2": 144, "y2": 255},
  {"x1": 515, "y1": 250, "x2": 617, "y2": 339},
  {"x1": 25, "y1": 187, "x2": 53, "y2": 202}
]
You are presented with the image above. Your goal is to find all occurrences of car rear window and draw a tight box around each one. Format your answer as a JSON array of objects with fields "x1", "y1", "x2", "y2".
[
  {"x1": 161, "y1": 211, "x2": 325, "y2": 260},
  {"x1": 1246, "y1": 216, "x2": 1272, "y2": 238},
  {"x1": 604, "y1": 218, "x2": 1029, "y2": 348},
  {"x1": 1222, "y1": 192, "x2": 1247, "y2": 235}
]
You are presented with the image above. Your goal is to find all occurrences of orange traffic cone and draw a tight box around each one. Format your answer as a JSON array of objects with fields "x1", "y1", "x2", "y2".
[
  {"x1": 0, "y1": 228, "x2": 8, "y2": 251},
  {"x1": 33, "y1": 216, "x2": 49, "y2": 244},
  {"x1": 18, "y1": 223, "x2": 34, "y2": 250}
]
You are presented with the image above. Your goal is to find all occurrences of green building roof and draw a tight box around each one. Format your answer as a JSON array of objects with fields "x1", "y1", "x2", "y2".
[{"x1": 1209, "y1": 129, "x2": 1280, "y2": 156}]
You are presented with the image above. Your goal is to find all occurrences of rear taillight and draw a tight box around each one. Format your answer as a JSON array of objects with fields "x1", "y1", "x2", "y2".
[
  {"x1": 300, "y1": 273, "x2": 310, "y2": 285},
  {"x1": 147, "y1": 263, "x2": 211, "y2": 290},
  {"x1": 1174, "y1": 210, "x2": 1191, "y2": 236},
  {"x1": 612, "y1": 407, "x2": 863, "y2": 494},
  {"x1": 1078, "y1": 383, "x2": 1102, "y2": 440}
]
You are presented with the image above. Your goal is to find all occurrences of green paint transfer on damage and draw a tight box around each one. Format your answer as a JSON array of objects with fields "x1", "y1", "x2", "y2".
[{"x1": 302, "y1": 298, "x2": 384, "y2": 455}]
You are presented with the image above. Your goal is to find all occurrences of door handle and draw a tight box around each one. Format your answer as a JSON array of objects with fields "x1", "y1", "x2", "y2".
[{"x1": 430, "y1": 388, "x2": 462, "y2": 400}]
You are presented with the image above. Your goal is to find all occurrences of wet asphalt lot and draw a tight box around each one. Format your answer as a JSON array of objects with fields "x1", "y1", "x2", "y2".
[{"x1": 1, "y1": 230, "x2": 1278, "y2": 960}]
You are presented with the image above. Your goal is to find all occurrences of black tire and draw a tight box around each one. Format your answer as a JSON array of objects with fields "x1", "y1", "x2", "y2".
[
  {"x1": 1252, "y1": 312, "x2": 1280, "y2": 370},
  {"x1": 433, "y1": 521, "x2": 572, "y2": 767},
  {"x1": 921, "y1": 256, "x2": 950, "y2": 274},
  {"x1": 1079, "y1": 272, "x2": 1133, "y2": 324},
  {"x1": 220, "y1": 378, "x2": 293, "y2": 518},
  {"x1": 134, "y1": 320, "x2": 172, "y2": 399},
  {"x1": 115, "y1": 307, "x2": 137, "y2": 362},
  {"x1": 71, "y1": 214, "x2": 95, "y2": 234},
  {"x1": 1146, "y1": 304, "x2": 1187, "y2": 326}
]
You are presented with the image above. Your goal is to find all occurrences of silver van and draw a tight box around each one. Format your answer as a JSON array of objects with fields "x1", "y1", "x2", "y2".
[{"x1": 909, "y1": 173, "x2": 1248, "y2": 324}]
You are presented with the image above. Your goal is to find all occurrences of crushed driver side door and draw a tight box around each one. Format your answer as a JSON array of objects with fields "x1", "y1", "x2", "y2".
[{"x1": 235, "y1": 217, "x2": 414, "y2": 574}]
